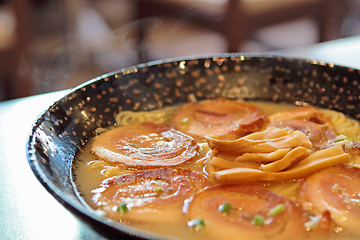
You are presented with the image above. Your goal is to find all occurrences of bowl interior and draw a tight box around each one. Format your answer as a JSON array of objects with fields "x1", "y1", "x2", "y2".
[{"x1": 26, "y1": 54, "x2": 360, "y2": 239}]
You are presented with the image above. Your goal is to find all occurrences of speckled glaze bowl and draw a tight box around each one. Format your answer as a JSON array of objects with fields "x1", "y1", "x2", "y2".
[{"x1": 26, "y1": 54, "x2": 360, "y2": 239}]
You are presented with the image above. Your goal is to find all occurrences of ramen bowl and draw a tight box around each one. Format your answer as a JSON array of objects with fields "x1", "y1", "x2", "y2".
[{"x1": 26, "y1": 54, "x2": 360, "y2": 239}]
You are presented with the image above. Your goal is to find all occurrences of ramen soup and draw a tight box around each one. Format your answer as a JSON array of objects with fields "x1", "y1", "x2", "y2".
[{"x1": 74, "y1": 98, "x2": 360, "y2": 240}]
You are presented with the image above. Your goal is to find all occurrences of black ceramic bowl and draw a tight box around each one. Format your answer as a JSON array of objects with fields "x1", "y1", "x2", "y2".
[{"x1": 26, "y1": 54, "x2": 360, "y2": 239}]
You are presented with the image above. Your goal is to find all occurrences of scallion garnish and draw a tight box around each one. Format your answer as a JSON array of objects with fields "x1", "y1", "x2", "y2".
[
  {"x1": 218, "y1": 202, "x2": 231, "y2": 214},
  {"x1": 154, "y1": 187, "x2": 163, "y2": 193},
  {"x1": 188, "y1": 218, "x2": 206, "y2": 230},
  {"x1": 334, "y1": 134, "x2": 351, "y2": 143},
  {"x1": 181, "y1": 118, "x2": 190, "y2": 125},
  {"x1": 268, "y1": 203, "x2": 285, "y2": 217},
  {"x1": 334, "y1": 138, "x2": 346, "y2": 143},
  {"x1": 252, "y1": 214, "x2": 265, "y2": 226},
  {"x1": 117, "y1": 203, "x2": 128, "y2": 214},
  {"x1": 164, "y1": 114, "x2": 172, "y2": 120}
]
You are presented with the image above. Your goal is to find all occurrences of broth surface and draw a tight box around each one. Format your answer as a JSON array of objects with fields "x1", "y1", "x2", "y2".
[{"x1": 74, "y1": 101, "x2": 360, "y2": 240}]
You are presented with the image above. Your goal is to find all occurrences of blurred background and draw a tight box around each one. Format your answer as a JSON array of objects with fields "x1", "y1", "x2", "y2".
[{"x1": 0, "y1": 0, "x2": 359, "y2": 102}]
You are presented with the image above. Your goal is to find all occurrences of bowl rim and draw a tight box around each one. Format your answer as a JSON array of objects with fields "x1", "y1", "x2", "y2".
[{"x1": 25, "y1": 53, "x2": 359, "y2": 239}]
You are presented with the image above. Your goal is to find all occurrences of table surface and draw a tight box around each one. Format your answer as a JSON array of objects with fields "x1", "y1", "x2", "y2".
[{"x1": 1, "y1": 35, "x2": 360, "y2": 240}]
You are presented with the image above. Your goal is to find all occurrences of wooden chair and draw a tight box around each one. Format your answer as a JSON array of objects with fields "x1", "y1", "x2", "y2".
[
  {"x1": 134, "y1": 0, "x2": 344, "y2": 61},
  {"x1": 0, "y1": 0, "x2": 32, "y2": 100}
]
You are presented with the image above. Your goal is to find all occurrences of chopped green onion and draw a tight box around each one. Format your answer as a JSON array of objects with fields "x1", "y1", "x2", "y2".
[
  {"x1": 188, "y1": 218, "x2": 206, "y2": 230},
  {"x1": 334, "y1": 134, "x2": 352, "y2": 143},
  {"x1": 268, "y1": 204, "x2": 285, "y2": 217},
  {"x1": 164, "y1": 114, "x2": 172, "y2": 120},
  {"x1": 334, "y1": 138, "x2": 346, "y2": 143},
  {"x1": 154, "y1": 187, "x2": 163, "y2": 193},
  {"x1": 181, "y1": 118, "x2": 190, "y2": 125},
  {"x1": 218, "y1": 202, "x2": 231, "y2": 214},
  {"x1": 117, "y1": 203, "x2": 128, "y2": 214},
  {"x1": 252, "y1": 214, "x2": 265, "y2": 226}
]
